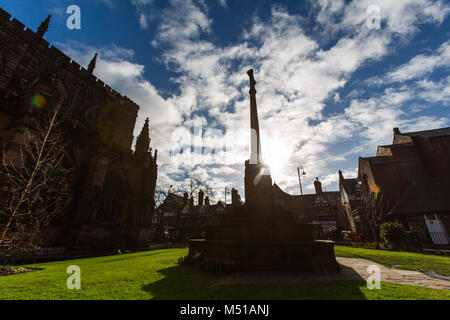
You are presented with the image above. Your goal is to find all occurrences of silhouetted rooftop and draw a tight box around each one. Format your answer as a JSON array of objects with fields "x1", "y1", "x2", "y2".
[
  {"x1": 341, "y1": 178, "x2": 358, "y2": 195},
  {"x1": 379, "y1": 143, "x2": 415, "y2": 149},
  {"x1": 389, "y1": 178, "x2": 450, "y2": 215},
  {"x1": 400, "y1": 127, "x2": 450, "y2": 138},
  {"x1": 360, "y1": 156, "x2": 392, "y2": 164}
]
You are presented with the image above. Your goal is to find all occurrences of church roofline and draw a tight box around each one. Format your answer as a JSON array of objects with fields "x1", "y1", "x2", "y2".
[
  {"x1": 378, "y1": 143, "x2": 415, "y2": 149},
  {"x1": 0, "y1": 8, "x2": 140, "y2": 112},
  {"x1": 398, "y1": 126, "x2": 450, "y2": 138}
]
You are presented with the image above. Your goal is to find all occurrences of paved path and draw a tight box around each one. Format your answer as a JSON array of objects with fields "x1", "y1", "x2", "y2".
[{"x1": 214, "y1": 257, "x2": 450, "y2": 290}]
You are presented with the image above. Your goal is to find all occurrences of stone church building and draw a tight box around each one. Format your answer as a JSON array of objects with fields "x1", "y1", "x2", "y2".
[{"x1": 0, "y1": 10, "x2": 158, "y2": 257}]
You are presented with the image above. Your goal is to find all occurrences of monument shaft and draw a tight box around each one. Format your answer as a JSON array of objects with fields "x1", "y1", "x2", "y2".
[{"x1": 248, "y1": 69, "x2": 262, "y2": 165}]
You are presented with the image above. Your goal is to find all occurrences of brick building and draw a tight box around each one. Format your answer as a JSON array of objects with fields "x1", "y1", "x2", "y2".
[
  {"x1": 339, "y1": 127, "x2": 450, "y2": 246},
  {"x1": 156, "y1": 189, "x2": 243, "y2": 242},
  {"x1": 272, "y1": 178, "x2": 343, "y2": 237},
  {"x1": 0, "y1": 11, "x2": 158, "y2": 257},
  {"x1": 337, "y1": 170, "x2": 365, "y2": 233}
]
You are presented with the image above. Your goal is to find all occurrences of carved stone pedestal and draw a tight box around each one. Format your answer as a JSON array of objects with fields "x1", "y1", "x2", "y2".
[{"x1": 185, "y1": 208, "x2": 339, "y2": 273}]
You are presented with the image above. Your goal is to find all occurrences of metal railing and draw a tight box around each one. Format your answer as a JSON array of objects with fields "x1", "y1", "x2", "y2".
[{"x1": 429, "y1": 231, "x2": 450, "y2": 245}]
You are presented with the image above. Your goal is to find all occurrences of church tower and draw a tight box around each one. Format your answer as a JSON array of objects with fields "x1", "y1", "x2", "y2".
[{"x1": 135, "y1": 118, "x2": 151, "y2": 154}]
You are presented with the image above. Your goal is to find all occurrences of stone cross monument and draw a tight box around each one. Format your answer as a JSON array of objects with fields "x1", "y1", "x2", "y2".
[{"x1": 185, "y1": 69, "x2": 339, "y2": 273}]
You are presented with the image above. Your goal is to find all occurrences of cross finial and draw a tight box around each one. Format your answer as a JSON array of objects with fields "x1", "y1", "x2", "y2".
[{"x1": 247, "y1": 69, "x2": 256, "y2": 95}]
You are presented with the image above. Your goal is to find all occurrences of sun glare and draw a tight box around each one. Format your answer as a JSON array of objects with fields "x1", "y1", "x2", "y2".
[{"x1": 263, "y1": 137, "x2": 291, "y2": 182}]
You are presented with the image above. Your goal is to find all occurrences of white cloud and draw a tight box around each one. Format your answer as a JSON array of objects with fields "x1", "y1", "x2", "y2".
[
  {"x1": 370, "y1": 40, "x2": 450, "y2": 84},
  {"x1": 95, "y1": 0, "x2": 116, "y2": 9},
  {"x1": 131, "y1": 0, "x2": 153, "y2": 5},
  {"x1": 138, "y1": 14, "x2": 149, "y2": 29},
  {"x1": 58, "y1": 0, "x2": 450, "y2": 199},
  {"x1": 131, "y1": 0, "x2": 155, "y2": 29},
  {"x1": 416, "y1": 76, "x2": 450, "y2": 104},
  {"x1": 320, "y1": 0, "x2": 450, "y2": 34},
  {"x1": 218, "y1": 0, "x2": 227, "y2": 8},
  {"x1": 143, "y1": 0, "x2": 450, "y2": 197}
]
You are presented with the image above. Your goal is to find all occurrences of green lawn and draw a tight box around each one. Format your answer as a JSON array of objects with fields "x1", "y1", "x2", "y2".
[
  {"x1": 334, "y1": 245, "x2": 450, "y2": 276},
  {"x1": 0, "y1": 246, "x2": 448, "y2": 300}
]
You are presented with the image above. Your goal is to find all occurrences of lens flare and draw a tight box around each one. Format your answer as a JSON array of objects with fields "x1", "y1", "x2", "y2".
[
  {"x1": 31, "y1": 93, "x2": 47, "y2": 110},
  {"x1": 370, "y1": 183, "x2": 382, "y2": 195}
]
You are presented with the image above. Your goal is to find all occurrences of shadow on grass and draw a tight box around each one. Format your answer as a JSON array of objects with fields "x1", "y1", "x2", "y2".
[{"x1": 142, "y1": 264, "x2": 368, "y2": 300}]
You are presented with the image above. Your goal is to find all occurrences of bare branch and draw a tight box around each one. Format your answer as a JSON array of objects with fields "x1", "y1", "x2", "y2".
[{"x1": 0, "y1": 105, "x2": 74, "y2": 254}]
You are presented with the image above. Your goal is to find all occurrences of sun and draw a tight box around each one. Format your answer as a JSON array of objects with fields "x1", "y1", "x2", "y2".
[{"x1": 263, "y1": 137, "x2": 291, "y2": 182}]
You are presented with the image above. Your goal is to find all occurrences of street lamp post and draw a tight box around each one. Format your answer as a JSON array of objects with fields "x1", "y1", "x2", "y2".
[
  {"x1": 225, "y1": 187, "x2": 230, "y2": 204},
  {"x1": 297, "y1": 166, "x2": 306, "y2": 195}
]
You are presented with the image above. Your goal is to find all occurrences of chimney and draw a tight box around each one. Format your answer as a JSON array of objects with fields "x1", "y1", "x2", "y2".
[
  {"x1": 183, "y1": 192, "x2": 188, "y2": 206},
  {"x1": 314, "y1": 177, "x2": 323, "y2": 194},
  {"x1": 231, "y1": 188, "x2": 241, "y2": 206},
  {"x1": 393, "y1": 127, "x2": 401, "y2": 135},
  {"x1": 198, "y1": 189, "x2": 204, "y2": 206},
  {"x1": 205, "y1": 196, "x2": 210, "y2": 206}
]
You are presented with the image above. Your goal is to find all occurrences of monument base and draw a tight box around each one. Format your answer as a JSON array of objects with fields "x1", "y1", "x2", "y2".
[
  {"x1": 187, "y1": 238, "x2": 339, "y2": 273},
  {"x1": 185, "y1": 222, "x2": 339, "y2": 273}
]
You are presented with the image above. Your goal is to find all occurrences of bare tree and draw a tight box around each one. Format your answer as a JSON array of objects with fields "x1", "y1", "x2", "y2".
[
  {"x1": 154, "y1": 184, "x2": 172, "y2": 209},
  {"x1": 0, "y1": 106, "x2": 73, "y2": 255},
  {"x1": 182, "y1": 174, "x2": 217, "y2": 204},
  {"x1": 153, "y1": 183, "x2": 174, "y2": 242},
  {"x1": 357, "y1": 176, "x2": 387, "y2": 246}
]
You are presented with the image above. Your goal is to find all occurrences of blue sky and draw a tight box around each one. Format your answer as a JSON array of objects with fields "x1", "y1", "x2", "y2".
[{"x1": 2, "y1": 0, "x2": 450, "y2": 201}]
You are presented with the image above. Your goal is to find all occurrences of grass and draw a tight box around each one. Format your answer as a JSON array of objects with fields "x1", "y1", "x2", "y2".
[
  {"x1": 0, "y1": 245, "x2": 448, "y2": 300},
  {"x1": 334, "y1": 245, "x2": 450, "y2": 276}
]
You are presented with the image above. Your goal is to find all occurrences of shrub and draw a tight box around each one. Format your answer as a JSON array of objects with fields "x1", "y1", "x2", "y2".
[
  {"x1": 380, "y1": 222, "x2": 406, "y2": 250},
  {"x1": 403, "y1": 231, "x2": 423, "y2": 252}
]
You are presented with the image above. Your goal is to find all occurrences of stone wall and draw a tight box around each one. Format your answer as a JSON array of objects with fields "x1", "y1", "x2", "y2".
[{"x1": 0, "y1": 9, "x2": 158, "y2": 256}]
